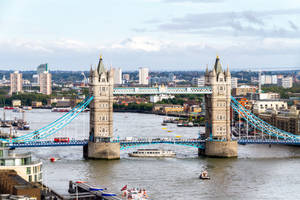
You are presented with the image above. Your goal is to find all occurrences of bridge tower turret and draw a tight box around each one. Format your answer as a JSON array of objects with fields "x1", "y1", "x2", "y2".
[
  {"x1": 200, "y1": 56, "x2": 237, "y2": 157},
  {"x1": 83, "y1": 55, "x2": 120, "y2": 159}
]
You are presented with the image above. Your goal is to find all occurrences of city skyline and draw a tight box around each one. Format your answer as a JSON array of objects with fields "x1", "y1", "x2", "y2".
[{"x1": 0, "y1": 0, "x2": 300, "y2": 71}]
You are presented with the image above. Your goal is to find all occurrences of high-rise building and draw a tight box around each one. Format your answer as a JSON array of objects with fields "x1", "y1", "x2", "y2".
[
  {"x1": 10, "y1": 71, "x2": 22, "y2": 95},
  {"x1": 168, "y1": 73, "x2": 175, "y2": 81},
  {"x1": 261, "y1": 75, "x2": 265, "y2": 85},
  {"x1": 261, "y1": 74, "x2": 277, "y2": 85},
  {"x1": 280, "y1": 76, "x2": 293, "y2": 88},
  {"x1": 192, "y1": 77, "x2": 205, "y2": 87},
  {"x1": 123, "y1": 74, "x2": 130, "y2": 81},
  {"x1": 37, "y1": 63, "x2": 48, "y2": 74},
  {"x1": 265, "y1": 75, "x2": 272, "y2": 84},
  {"x1": 113, "y1": 68, "x2": 122, "y2": 85},
  {"x1": 231, "y1": 77, "x2": 238, "y2": 89},
  {"x1": 139, "y1": 68, "x2": 149, "y2": 85},
  {"x1": 39, "y1": 71, "x2": 52, "y2": 95},
  {"x1": 271, "y1": 75, "x2": 278, "y2": 84}
]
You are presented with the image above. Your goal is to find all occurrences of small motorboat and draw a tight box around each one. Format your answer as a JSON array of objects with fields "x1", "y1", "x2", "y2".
[
  {"x1": 50, "y1": 157, "x2": 61, "y2": 162},
  {"x1": 199, "y1": 171, "x2": 210, "y2": 180}
]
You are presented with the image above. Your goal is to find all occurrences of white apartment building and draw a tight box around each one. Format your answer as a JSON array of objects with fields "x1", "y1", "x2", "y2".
[
  {"x1": 10, "y1": 71, "x2": 22, "y2": 95},
  {"x1": 281, "y1": 76, "x2": 293, "y2": 88},
  {"x1": 150, "y1": 94, "x2": 175, "y2": 103},
  {"x1": 192, "y1": 76, "x2": 205, "y2": 87},
  {"x1": 261, "y1": 74, "x2": 278, "y2": 85},
  {"x1": 231, "y1": 77, "x2": 238, "y2": 89},
  {"x1": 271, "y1": 75, "x2": 278, "y2": 84},
  {"x1": 253, "y1": 100, "x2": 288, "y2": 114},
  {"x1": 113, "y1": 68, "x2": 122, "y2": 85},
  {"x1": 123, "y1": 74, "x2": 130, "y2": 81},
  {"x1": 258, "y1": 92, "x2": 280, "y2": 100},
  {"x1": 39, "y1": 71, "x2": 52, "y2": 95},
  {"x1": 139, "y1": 67, "x2": 149, "y2": 85}
]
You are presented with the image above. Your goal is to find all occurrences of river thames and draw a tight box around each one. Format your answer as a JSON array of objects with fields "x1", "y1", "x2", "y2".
[{"x1": 5, "y1": 109, "x2": 300, "y2": 200}]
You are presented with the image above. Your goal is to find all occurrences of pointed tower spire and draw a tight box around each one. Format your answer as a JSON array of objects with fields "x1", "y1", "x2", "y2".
[
  {"x1": 205, "y1": 64, "x2": 209, "y2": 75},
  {"x1": 226, "y1": 65, "x2": 231, "y2": 77},
  {"x1": 214, "y1": 55, "x2": 222, "y2": 74},
  {"x1": 212, "y1": 66, "x2": 216, "y2": 76},
  {"x1": 97, "y1": 54, "x2": 105, "y2": 74}
]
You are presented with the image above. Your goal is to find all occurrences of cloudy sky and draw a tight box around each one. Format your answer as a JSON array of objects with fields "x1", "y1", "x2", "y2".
[{"x1": 0, "y1": 0, "x2": 300, "y2": 71}]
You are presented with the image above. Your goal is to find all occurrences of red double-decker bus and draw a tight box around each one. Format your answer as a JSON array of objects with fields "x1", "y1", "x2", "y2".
[{"x1": 54, "y1": 137, "x2": 70, "y2": 143}]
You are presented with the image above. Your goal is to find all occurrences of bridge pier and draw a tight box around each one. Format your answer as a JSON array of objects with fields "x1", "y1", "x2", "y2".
[
  {"x1": 83, "y1": 142, "x2": 120, "y2": 160},
  {"x1": 199, "y1": 140, "x2": 238, "y2": 158}
]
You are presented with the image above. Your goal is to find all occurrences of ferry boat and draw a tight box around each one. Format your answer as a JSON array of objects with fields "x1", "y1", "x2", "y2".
[{"x1": 128, "y1": 149, "x2": 176, "y2": 157}]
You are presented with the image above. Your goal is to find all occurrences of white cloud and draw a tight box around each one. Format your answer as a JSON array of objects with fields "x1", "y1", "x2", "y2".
[{"x1": 110, "y1": 37, "x2": 165, "y2": 52}]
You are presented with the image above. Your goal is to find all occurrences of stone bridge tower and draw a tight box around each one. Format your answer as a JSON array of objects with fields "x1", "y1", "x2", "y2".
[
  {"x1": 83, "y1": 56, "x2": 120, "y2": 159},
  {"x1": 200, "y1": 56, "x2": 237, "y2": 157}
]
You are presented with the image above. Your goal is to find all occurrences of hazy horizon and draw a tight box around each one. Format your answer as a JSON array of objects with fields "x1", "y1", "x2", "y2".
[{"x1": 1, "y1": 0, "x2": 300, "y2": 71}]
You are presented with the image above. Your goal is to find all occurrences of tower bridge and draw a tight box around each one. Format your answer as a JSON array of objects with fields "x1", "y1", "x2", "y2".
[
  {"x1": 82, "y1": 55, "x2": 237, "y2": 159},
  {"x1": 3, "y1": 55, "x2": 300, "y2": 159}
]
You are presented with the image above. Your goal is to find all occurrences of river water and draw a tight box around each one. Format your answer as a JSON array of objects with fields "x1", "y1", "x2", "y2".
[{"x1": 4, "y1": 109, "x2": 300, "y2": 200}]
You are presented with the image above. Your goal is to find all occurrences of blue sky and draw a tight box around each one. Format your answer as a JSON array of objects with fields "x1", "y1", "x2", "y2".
[{"x1": 0, "y1": 0, "x2": 300, "y2": 71}]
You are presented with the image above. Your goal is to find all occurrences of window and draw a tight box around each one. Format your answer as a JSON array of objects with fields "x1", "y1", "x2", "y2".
[
  {"x1": 28, "y1": 175, "x2": 32, "y2": 182},
  {"x1": 27, "y1": 167, "x2": 31, "y2": 175}
]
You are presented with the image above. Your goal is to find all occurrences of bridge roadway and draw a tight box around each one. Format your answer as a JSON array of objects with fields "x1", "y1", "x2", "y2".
[{"x1": 7, "y1": 138, "x2": 300, "y2": 149}]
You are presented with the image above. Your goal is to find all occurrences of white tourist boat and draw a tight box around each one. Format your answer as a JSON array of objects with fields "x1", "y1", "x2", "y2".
[{"x1": 128, "y1": 149, "x2": 176, "y2": 157}]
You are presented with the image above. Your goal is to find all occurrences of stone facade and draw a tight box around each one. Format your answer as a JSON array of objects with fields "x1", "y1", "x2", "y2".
[
  {"x1": 89, "y1": 56, "x2": 114, "y2": 140},
  {"x1": 204, "y1": 56, "x2": 232, "y2": 141},
  {"x1": 204, "y1": 140, "x2": 238, "y2": 158},
  {"x1": 201, "y1": 56, "x2": 238, "y2": 157},
  {"x1": 84, "y1": 56, "x2": 120, "y2": 159}
]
